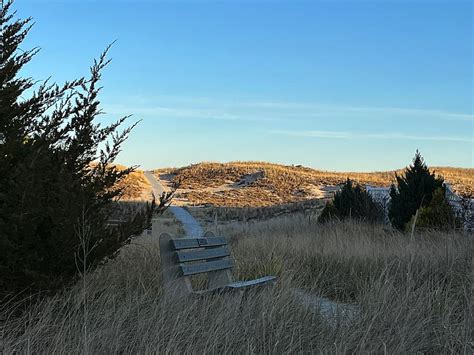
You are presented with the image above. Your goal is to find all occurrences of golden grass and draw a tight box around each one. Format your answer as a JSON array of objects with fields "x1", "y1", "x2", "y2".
[
  {"x1": 155, "y1": 162, "x2": 473, "y2": 207},
  {"x1": 186, "y1": 199, "x2": 323, "y2": 229},
  {"x1": 1, "y1": 214, "x2": 472, "y2": 353},
  {"x1": 113, "y1": 165, "x2": 152, "y2": 200},
  {"x1": 152, "y1": 209, "x2": 186, "y2": 237}
]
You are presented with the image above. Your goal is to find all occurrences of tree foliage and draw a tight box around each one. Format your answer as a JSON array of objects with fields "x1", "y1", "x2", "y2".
[
  {"x1": 406, "y1": 188, "x2": 460, "y2": 232},
  {"x1": 0, "y1": 1, "x2": 164, "y2": 297},
  {"x1": 318, "y1": 179, "x2": 383, "y2": 223},
  {"x1": 388, "y1": 151, "x2": 444, "y2": 230}
]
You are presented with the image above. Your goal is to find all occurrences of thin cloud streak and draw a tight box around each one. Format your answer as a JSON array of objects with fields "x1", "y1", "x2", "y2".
[
  {"x1": 272, "y1": 130, "x2": 351, "y2": 139},
  {"x1": 248, "y1": 101, "x2": 473, "y2": 122},
  {"x1": 103, "y1": 104, "x2": 275, "y2": 122},
  {"x1": 272, "y1": 130, "x2": 473, "y2": 143},
  {"x1": 112, "y1": 96, "x2": 473, "y2": 123}
]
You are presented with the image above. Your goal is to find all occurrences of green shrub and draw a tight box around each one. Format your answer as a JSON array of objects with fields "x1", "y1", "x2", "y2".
[
  {"x1": 317, "y1": 201, "x2": 339, "y2": 223},
  {"x1": 318, "y1": 179, "x2": 383, "y2": 223},
  {"x1": 406, "y1": 188, "x2": 460, "y2": 231},
  {"x1": 389, "y1": 151, "x2": 444, "y2": 230}
]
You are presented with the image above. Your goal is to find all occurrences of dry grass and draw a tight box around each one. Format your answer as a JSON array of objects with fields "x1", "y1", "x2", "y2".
[
  {"x1": 1, "y1": 214, "x2": 472, "y2": 353},
  {"x1": 114, "y1": 165, "x2": 152, "y2": 201},
  {"x1": 88, "y1": 163, "x2": 152, "y2": 201},
  {"x1": 187, "y1": 199, "x2": 323, "y2": 230},
  {"x1": 107, "y1": 200, "x2": 151, "y2": 221},
  {"x1": 154, "y1": 162, "x2": 473, "y2": 207},
  {"x1": 152, "y1": 209, "x2": 186, "y2": 237}
]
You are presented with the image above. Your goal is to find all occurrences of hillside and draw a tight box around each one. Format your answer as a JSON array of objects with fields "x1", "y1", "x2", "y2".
[
  {"x1": 113, "y1": 165, "x2": 152, "y2": 200},
  {"x1": 153, "y1": 162, "x2": 473, "y2": 207}
]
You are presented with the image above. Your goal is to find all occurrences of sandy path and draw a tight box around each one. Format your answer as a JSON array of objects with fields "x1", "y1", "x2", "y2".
[{"x1": 144, "y1": 171, "x2": 204, "y2": 238}]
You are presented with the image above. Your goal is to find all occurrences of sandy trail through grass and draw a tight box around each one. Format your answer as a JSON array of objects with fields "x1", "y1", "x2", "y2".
[{"x1": 145, "y1": 171, "x2": 203, "y2": 237}]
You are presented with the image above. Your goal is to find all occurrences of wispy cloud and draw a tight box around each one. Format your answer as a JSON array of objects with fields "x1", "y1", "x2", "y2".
[
  {"x1": 104, "y1": 96, "x2": 473, "y2": 123},
  {"x1": 103, "y1": 104, "x2": 274, "y2": 122},
  {"x1": 248, "y1": 101, "x2": 473, "y2": 122},
  {"x1": 272, "y1": 130, "x2": 473, "y2": 143},
  {"x1": 364, "y1": 132, "x2": 473, "y2": 143},
  {"x1": 272, "y1": 130, "x2": 350, "y2": 139}
]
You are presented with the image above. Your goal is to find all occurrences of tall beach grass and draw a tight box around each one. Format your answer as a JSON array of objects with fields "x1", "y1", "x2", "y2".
[{"x1": 1, "y1": 214, "x2": 472, "y2": 353}]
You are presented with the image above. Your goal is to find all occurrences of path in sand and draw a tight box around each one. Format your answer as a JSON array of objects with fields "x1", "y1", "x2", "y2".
[{"x1": 144, "y1": 171, "x2": 204, "y2": 238}]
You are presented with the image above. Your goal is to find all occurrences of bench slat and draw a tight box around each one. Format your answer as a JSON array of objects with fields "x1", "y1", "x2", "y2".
[
  {"x1": 193, "y1": 276, "x2": 278, "y2": 294},
  {"x1": 226, "y1": 275, "x2": 277, "y2": 289},
  {"x1": 176, "y1": 247, "x2": 230, "y2": 263},
  {"x1": 180, "y1": 258, "x2": 233, "y2": 276},
  {"x1": 171, "y1": 237, "x2": 227, "y2": 250}
]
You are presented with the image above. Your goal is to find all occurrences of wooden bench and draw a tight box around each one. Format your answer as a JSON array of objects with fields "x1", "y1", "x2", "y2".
[{"x1": 159, "y1": 232, "x2": 277, "y2": 295}]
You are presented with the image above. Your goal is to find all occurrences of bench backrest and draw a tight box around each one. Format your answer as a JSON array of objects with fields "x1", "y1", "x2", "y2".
[{"x1": 159, "y1": 232, "x2": 234, "y2": 294}]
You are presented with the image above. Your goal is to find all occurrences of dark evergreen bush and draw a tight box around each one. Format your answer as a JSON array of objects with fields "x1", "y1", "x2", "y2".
[
  {"x1": 318, "y1": 179, "x2": 383, "y2": 223},
  {"x1": 389, "y1": 151, "x2": 444, "y2": 230},
  {"x1": 317, "y1": 201, "x2": 339, "y2": 223},
  {"x1": 406, "y1": 188, "x2": 460, "y2": 231},
  {"x1": 0, "y1": 1, "x2": 166, "y2": 298}
]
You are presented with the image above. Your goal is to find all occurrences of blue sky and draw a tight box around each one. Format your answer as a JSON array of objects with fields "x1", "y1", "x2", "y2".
[{"x1": 19, "y1": 0, "x2": 473, "y2": 171}]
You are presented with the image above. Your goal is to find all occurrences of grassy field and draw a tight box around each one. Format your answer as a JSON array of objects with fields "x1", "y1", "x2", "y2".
[
  {"x1": 154, "y1": 162, "x2": 474, "y2": 207},
  {"x1": 1, "y1": 212, "x2": 472, "y2": 353},
  {"x1": 186, "y1": 199, "x2": 323, "y2": 229}
]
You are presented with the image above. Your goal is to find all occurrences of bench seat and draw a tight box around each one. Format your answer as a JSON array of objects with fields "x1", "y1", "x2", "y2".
[{"x1": 159, "y1": 232, "x2": 277, "y2": 295}]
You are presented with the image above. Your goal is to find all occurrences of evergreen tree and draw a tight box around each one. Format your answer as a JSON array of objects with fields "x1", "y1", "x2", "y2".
[
  {"x1": 318, "y1": 179, "x2": 383, "y2": 223},
  {"x1": 0, "y1": 1, "x2": 164, "y2": 297},
  {"x1": 388, "y1": 150, "x2": 444, "y2": 230},
  {"x1": 406, "y1": 188, "x2": 460, "y2": 231}
]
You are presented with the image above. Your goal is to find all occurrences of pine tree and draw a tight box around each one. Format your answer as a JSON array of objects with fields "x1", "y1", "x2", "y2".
[
  {"x1": 388, "y1": 150, "x2": 444, "y2": 230},
  {"x1": 0, "y1": 1, "x2": 163, "y2": 297}
]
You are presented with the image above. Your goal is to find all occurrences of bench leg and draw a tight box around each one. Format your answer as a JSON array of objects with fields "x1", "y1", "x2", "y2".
[{"x1": 208, "y1": 269, "x2": 233, "y2": 290}]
